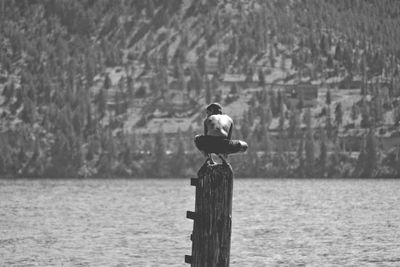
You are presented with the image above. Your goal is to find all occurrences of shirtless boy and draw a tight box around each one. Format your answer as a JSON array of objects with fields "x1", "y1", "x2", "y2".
[{"x1": 195, "y1": 103, "x2": 248, "y2": 164}]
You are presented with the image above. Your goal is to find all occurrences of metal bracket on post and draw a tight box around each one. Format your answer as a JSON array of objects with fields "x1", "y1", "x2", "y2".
[
  {"x1": 186, "y1": 211, "x2": 198, "y2": 221},
  {"x1": 184, "y1": 255, "x2": 192, "y2": 264},
  {"x1": 190, "y1": 177, "x2": 200, "y2": 186}
]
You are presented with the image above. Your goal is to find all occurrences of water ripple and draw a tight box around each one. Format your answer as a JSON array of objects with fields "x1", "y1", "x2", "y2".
[{"x1": 1, "y1": 179, "x2": 400, "y2": 266}]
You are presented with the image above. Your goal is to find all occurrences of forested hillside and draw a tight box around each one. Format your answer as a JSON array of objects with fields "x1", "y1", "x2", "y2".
[{"x1": 1, "y1": 0, "x2": 400, "y2": 178}]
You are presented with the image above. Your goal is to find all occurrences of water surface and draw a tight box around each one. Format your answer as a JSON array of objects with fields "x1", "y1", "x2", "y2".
[{"x1": 1, "y1": 179, "x2": 400, "y2": 266}]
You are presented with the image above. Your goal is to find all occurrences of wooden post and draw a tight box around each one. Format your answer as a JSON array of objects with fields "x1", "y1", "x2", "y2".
[{"x1": 185, "y1": 162, "x2": 234, "y2": 267}]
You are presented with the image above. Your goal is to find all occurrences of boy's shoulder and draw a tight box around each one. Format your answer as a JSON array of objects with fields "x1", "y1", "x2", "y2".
[
  {"x1": 221, "y1": 114, "x2": 233, "y2": 121},
  {"x1": 206, "y1": 114, "x2": 233, "y2": 122}
]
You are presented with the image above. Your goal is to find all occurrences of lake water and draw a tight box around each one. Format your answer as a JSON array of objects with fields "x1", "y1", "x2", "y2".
[{"x1": 1, "y1": 179, "x2": 400, "y2": 266}]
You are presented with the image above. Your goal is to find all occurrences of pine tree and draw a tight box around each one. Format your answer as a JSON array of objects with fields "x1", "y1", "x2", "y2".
[
  {"x1": 265, "y1": 106, "x2": 273, "y2": 126},
  {"x1": 360, "y1": 99, "x2": 371, "y2": 128},
  {"x1": 177, "y1": 63, "x2": 186, "y2": 92},
  {"x1": 49, "y1": 130, "x2": 72, "y2": 178},
  {"x1": 85, "y1": 55, "x2": 95, "y2": 87},
  {"x1": 20, "y1": 95, "x2": 36, "y2": 124},
  {"x1": 326, "y1": 89, "x2": 332, "y2": 106},
  {"x1": 171, "y1": 129, "x2": 186, "y2": 177},
  {"x1": 246, "y1": 139, "x2": 259, "y2": 177},
  {"x1": 372, "y1": 93, "x2": 384, "y2": 125},
  {"x1": 246, "y1": 67, "x2": 253, "y2": 82},
  {"x1": 114, "y1": 87, "x2": 122, "y2": 116},
  {"x1": 277, "y1": 90, "x2": 283, "y2": 110},
  {"x1": 297, "y1": 91, "x2": 304, "y2": 110},
  {"x1": 288, "y1": 109, "x2": 300, "y2": 138},
  {"x1": 153, "y1": 127, "x2": 167, "y2": 178},
  {"x1": 308, "y1": 33, "x2": 317, "y2": 58},
  {"x1": 72, "y1": 105, "x2": 83, "y2": 137},
  {"x1": 342, "y1": 47, "x2": 353, "y2": 74},
  {"x1": 129, "y1": 132, "x2": 138, "y2": 155},
  {"x1": 96, "y1": 88, "x2": 107, "y2": 119},
  {"x1": 326, "y1": 55, "x2": 334, "y2": 68},
  {"x1": 192, "y1": 67, "x2": 203, "y2": 96},
  {"x1": 205, "y1": 75, "x2": 211, "y2": 104},
  {"x1": 354, "y1": 138, "x2": 367, "y2": 177},
  {"x1": 320, "y1": 34, "x2": 328, "y2": 56},
  {"x1": 335, "y1": 102, "x2": 343, "y2": 126},
  {"x1": 217, "y1": 52, "x2": 226, "y2": 74},
  {"x1": 325, "y1": 106, "x2": 333, "y2": 139},
  {"x1": 363, "y1": 131, "x2": 378, "y2": 177},
  {"x1": 304, "y1": 108, "x2": 315, "y2": 176},
  {"x1": 97, "y1": 129, "x2": 115, "y2": 178},
  {"x1": 263, "y1": 126, "x2": 272, "y2": 153},
  {"x1": 393, "y1": 105, "x2": 400, "y2": 126},
  {"x1": 351, "y1": 104, "x2": 359, "y2": 121},
  {"x1": 296, "y1": 134, "x2": 305, "y2": 178},
  {"x1": 104, "y1": 74, "x2": 112, "y2": 90},
  {"x1": 258, "y1": 68, "x2": 265, "y2": 86},
  {"x1": 319, "y1": 131, "x2": 328, "y2": 177},
  {"x1": 240, "y1": 111, "x2": 251, "y2": 140},
  {"x1": 230, "y1": 83, "x2": 238, "y2": 95},
  {"x1": 318, "y1": 127, "x2": 329, "y2": 177},
  {"x1": 269, "y1": 90, "x2": 279, "y2": 116},
  {"x1": 197, "y1": 53, "x2": 206, "y2": 76},
  {"x1": 334, "y1": 42, "x2": 342, "y2": 61},
  {"x1": 269, "y1": 45, "x2": 276, "y2": 68},
  {"x1": 127, "y1": 75, "x2": 134, "y2": 100},
  {"x1": 280, "y1": 54, "x2": 286, "y2": 71},
  {"x1": 2, "y1": 82, "x2": 15, "y2": 106},
  {"x1": 278, "y1": 109, "x2": 285, "y2": 133}
]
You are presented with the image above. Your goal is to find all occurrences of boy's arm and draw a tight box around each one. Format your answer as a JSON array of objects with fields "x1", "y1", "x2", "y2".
[{"x1": 227, "y1": 122, "x2": 233, "y2": 140}]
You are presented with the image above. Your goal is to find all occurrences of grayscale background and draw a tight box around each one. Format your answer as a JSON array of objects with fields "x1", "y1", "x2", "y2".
[{"x1": 1, "y1": 0, "x2": 400, "y2": 266}]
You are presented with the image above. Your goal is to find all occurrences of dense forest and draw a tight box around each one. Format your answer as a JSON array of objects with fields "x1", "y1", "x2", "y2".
[{"x1": 1, "y1": 0, "x2": 400, "y2": 178}]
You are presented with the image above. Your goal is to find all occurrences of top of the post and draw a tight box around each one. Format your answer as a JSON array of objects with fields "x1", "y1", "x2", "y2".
[{"x1": 198, "y1": 161, "x2": 233, "y2": 178}]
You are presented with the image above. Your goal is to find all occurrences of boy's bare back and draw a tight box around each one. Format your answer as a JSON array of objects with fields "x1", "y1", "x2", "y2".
[{"x1": 204, "y1": 114, "x2": 233, "y2": 138}]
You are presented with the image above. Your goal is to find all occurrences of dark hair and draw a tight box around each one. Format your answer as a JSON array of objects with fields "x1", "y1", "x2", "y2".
[{"x1": 206, "y1": 103, "x2": 222, "y2": 114}]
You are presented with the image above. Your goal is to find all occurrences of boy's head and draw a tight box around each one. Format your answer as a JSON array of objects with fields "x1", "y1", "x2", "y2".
[{"x1": 206, "y1": 103, "x2": 222, "y2": 115}]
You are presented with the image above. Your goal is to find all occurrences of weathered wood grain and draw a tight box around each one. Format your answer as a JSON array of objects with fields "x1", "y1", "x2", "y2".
[{"x1": 187, "y1": 162, "x2": 234, "y2": 267}]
